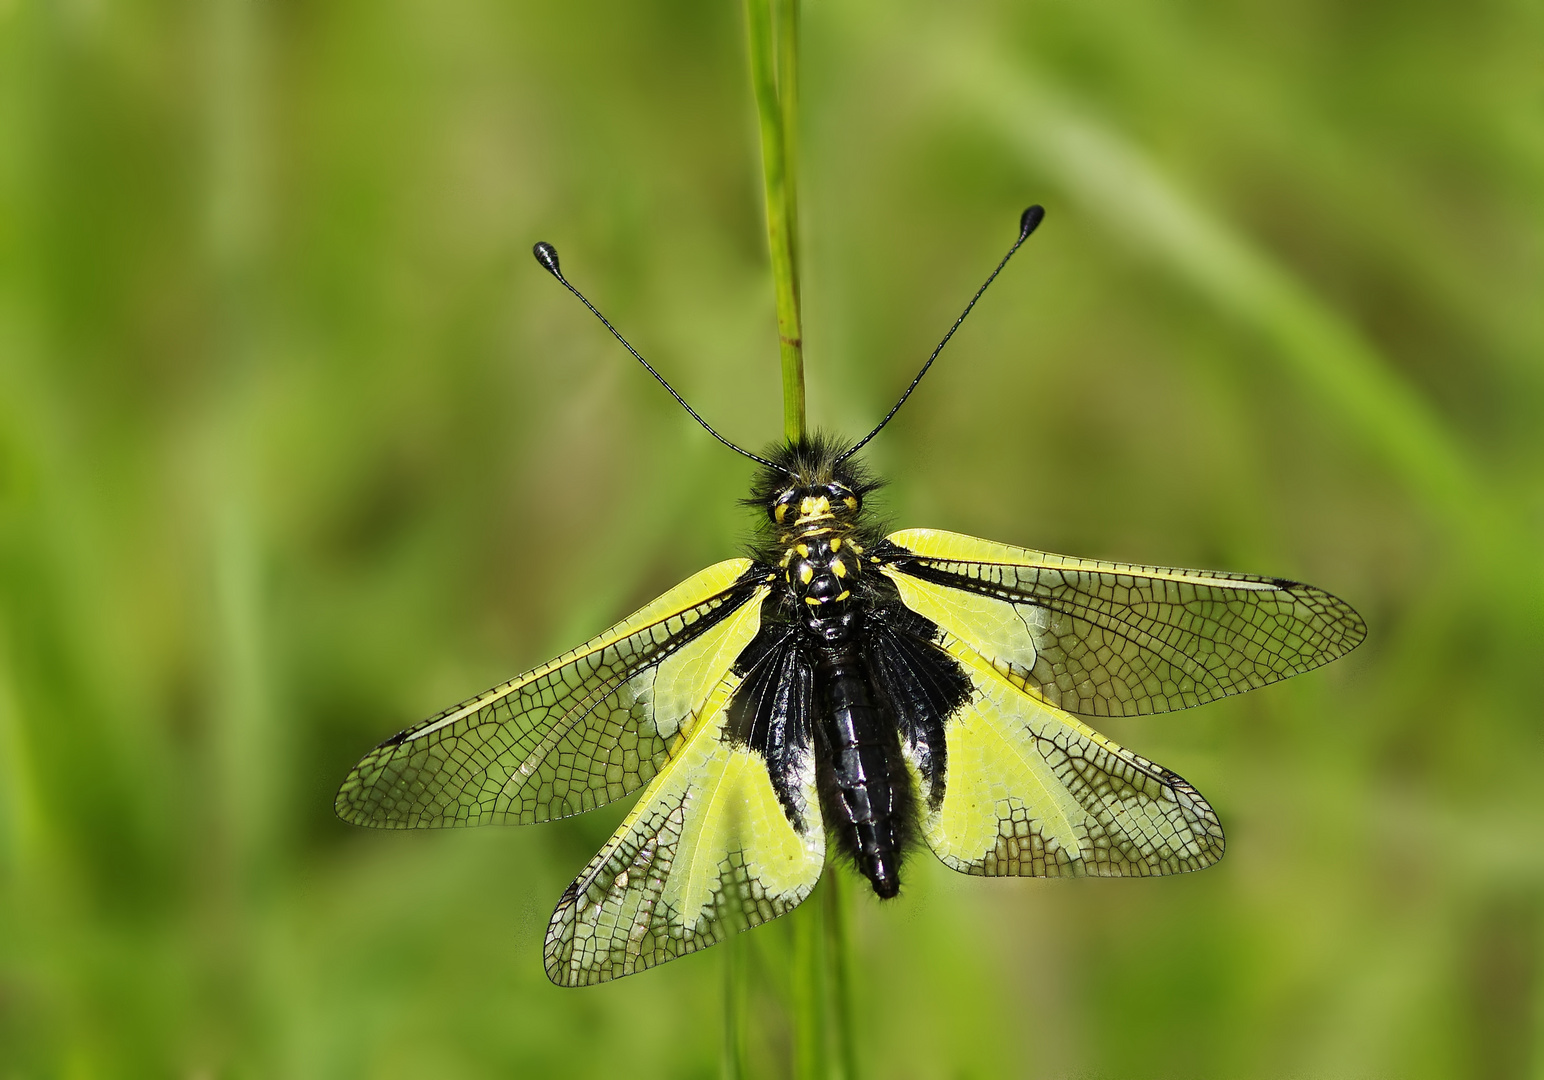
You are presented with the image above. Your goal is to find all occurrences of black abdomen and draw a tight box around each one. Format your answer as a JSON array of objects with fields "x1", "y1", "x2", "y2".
[{"x1": 814, "y1": 642, "x2": 911, "y2": 898}]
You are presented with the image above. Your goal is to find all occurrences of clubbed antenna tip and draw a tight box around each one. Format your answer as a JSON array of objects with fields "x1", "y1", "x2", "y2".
[
  {"x1": 533, "y1": 242, "x2": 562, "y2": 279},
  {"x1": 836, "y1": 202, "x2": 1049, "y2": 463},
  {"x1": 529, "y1": 237, "x2": 786, "y2": 473},
  {"x1": 1020, "y1": 205, "x2": 1045, "y2": 240}
]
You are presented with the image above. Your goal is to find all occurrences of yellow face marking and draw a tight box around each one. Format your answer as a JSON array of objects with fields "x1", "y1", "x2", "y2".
[
  {"x1": 831, "y1": 559, "x2": 847, "y2": 578},
  {"x1": 800, "y1": 565, "x2": 814, "y2": 585},
  {"x1": 844, "y1": 496, "x2": 858, "y2": 511},
  {"x1": 795, "y1": 495, "x2": 833, "y2": 524},
  {"x1": 830, "y1": 537, "x2": 841, "y2": 552},
  {"x1": 774, "y1": 503, "x2": 788, "y2": 524}
]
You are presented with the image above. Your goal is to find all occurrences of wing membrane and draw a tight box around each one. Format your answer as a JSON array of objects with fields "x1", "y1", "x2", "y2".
[
  {"x1": 916, "y1": 627, "x2": 1224, "y2": 877},
  {"x1": 544, "y1": 651, "x2": 825, "y2": 986},
  {"x1": 336, "y1": 560, "x2": 770, "y2": 828},
  {"x1": 884, "y1": 528, "x2": 1365, "y2": 718}
]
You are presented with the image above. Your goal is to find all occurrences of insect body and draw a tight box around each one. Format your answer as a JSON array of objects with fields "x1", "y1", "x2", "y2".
[
  {"x1": 336, "y1": 208, "x2": 1366, "y2": 985},
  {"x1": 749, "y1": 446, "x2": 915, "y2": 899}
]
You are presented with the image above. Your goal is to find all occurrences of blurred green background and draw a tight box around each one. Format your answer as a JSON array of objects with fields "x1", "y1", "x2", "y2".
[{"x1": 3, "y1": 0, "x2": 1542, "y2": 1075}]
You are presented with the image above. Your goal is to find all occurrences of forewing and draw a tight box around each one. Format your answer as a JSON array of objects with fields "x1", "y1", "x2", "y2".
[
  {"x1": 918, "y1": 627, "x2": 1225, "y2": 877},
  {"x1": 336, "y1": 560, "x2": 770, "y2": 828},
  {"x1": 884, "y1": 528, "x2": 1365, "y2": 717},
  {"x1": 544, "y1": 651, "x2": 825, "y2": 986}
]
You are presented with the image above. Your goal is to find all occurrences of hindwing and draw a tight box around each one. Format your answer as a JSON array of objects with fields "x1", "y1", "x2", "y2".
[
  {"x1": 912, "y1": 625, "x2": 1225, "y2": 877},
  {"x1": 883, "y1": 528, "x2": 1365, "y2": 718},
  {"x1": 336, "y1": 561, "x2": 770, "y2": 828},
  {"x1": 544, "y1": 612, "x2": 825, "y2": 986}
]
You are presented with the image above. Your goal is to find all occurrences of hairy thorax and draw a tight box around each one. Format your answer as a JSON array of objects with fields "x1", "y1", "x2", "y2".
[
  {"x1": 779, "y1": 494, "x2": 868, "y2": 642},
  {"x1": 748, "y1": 436, "x2": 886, "y2": 643}
]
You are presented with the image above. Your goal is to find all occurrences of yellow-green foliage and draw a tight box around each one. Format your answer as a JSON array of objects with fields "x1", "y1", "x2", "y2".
[{"x1": 1, "y1": 0, "x2": 1540, "y2": 1076}]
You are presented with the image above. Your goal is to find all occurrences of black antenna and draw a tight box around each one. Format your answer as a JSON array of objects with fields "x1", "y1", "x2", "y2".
[
  {"x1": 837, "y1": 205, "x2": 1046, "y2": 464},
  {"x1": 532, "y1": 242, "x2": 788, "y2": 473}
]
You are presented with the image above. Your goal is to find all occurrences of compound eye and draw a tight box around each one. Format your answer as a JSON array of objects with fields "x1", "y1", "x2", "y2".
[
  {"x1": 827, "y1": 484, "x2": 860, "y2": 513},
  {"x1": 770, "y1": 491, "x2": 799, "y2": 524}
]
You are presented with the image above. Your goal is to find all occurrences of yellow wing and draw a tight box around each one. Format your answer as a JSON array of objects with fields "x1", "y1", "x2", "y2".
[
  {"x1": 884, "y1": 528, "x2": 1365, "y2": 718},
  {"x1": 544, "y1": 619, "x2": 826, "y2": 986},
  {"x1": 908, "y1": 622, "x2": 1225, "y2": 877},
  {"x1": 336, "y1": 560, "x2": 770, "y2": 828}
]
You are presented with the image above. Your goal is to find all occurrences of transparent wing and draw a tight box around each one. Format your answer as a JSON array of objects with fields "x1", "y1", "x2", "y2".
[
  {"x1": 884, "y1": 528, "x2": 1365, "y2": 718},
  {"x1": 336, "y1": 560, "x2": 770, "y2": 828},
  {"x1": 913, "y1": 626, "x2": 1224, "y2": 877},
  {"x1": 544, "y1": 657, "x2": 825, "y2": 986}
]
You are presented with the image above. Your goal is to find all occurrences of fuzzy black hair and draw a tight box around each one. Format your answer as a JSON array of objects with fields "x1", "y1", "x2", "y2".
[
  {"x1": 742, "y1": 432, "x2": 884, "y2": 511},
  {"x1": 742, "y1": 433, "x2": 891, "y2": 574}
]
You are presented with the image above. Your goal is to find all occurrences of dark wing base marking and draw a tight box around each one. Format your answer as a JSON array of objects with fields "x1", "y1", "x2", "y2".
[
  {"x1": 864, "y1": 601, "x2": 971, "y2": 810},
  {"x1": 880, "y1": 533, "x2": 1366, "y2": 718},
  {"x1": 921, "y1": 629, "x2": 1226, "y2": 878},
  {"x1": 544, "y1": 657, "x2": 825, "y2": 986},
  {"x1": 724, "y1": 616, "x2": 814, "y2": 830}
]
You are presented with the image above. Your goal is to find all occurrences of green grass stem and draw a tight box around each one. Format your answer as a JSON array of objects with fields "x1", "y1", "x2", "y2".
[
  {"x1": 823, "y1": 871, "x2": 859, "y2": 1080},
  {"x1": 790, "y1": 884, "x2": 825, "y2": 1080},
  {"x1": 723, "y1": 929, "x2": 750, "y2": 1079},
  {"x1": 746, "y1": 0, "x2": 806, "y2": 443}
]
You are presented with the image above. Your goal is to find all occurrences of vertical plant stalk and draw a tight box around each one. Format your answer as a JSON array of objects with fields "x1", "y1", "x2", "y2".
[
  {"x1": 824, "y1": 870, "x2": 859, "y2": 1080},
  {"x1": 790, "y1": 885, "x2": 825, "y2": 1080},
  {"x1": 723, "y1": 929, "x2": 750, "y2": 1079},
  {"x1": 746, "y1": 0, "x2": 806, "y2": 443},
  {"x1": 744, "y1": 4, "x2": 865, "y2": 1075}
]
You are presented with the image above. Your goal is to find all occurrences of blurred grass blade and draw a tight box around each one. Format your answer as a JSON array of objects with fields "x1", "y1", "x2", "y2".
[{"x1": 924, "y1": 31, "x2": 1508, "y2": 554}]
